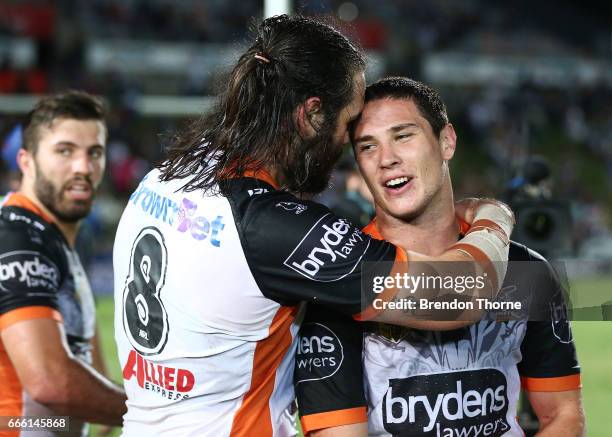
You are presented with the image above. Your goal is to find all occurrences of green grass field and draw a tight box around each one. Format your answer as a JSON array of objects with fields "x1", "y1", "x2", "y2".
[{"x1": 95, "y1": 276, "x2": 612, "y2": 436}]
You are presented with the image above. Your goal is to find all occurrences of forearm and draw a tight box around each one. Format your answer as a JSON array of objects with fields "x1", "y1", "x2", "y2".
[
  {"x1": 372, "y1": 248, "x2": 497, "y2": 329},
  {"x1": 529, "y1": 390, "x2": 585, "y2": 437},
  {"x1": 37, "y1": 357, "x2": 126, "y2": 426},
  {"x1": 372, "y1": 202, "x2": 512, "y2": 329},
  {"x1": 535, "y1": 413, "x2": 585, "y2": 436},
  {"x1": 2, "y1": 318, "x2": 127, "y2": 426}
]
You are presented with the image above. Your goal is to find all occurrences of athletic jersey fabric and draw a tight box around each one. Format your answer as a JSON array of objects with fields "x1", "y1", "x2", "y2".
[
  {"x1": 295, "y1": 221, "x2": 580, "y2": 437},
  {"x1": 113, "y1": 168, "x2": 401, "y2": 436},
  {"x1": 0, "y1": 193, "x2": 95, "y2": 437}
]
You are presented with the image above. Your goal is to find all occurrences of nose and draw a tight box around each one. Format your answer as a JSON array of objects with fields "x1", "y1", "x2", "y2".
[
  {"x1": 72, "y1": 151, "x2": 93, "y2": 175},
  {"x1": 379, "y1": 142, "x2": 400, "y2": 169}
]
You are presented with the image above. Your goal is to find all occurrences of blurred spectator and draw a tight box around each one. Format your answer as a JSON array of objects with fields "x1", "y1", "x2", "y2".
[
  {"x1": 318, "y1": 155, "x2": 374, "y2": 228},
  {"x1": 0, "y1": 0, "x2": 609, "y2": 260}
]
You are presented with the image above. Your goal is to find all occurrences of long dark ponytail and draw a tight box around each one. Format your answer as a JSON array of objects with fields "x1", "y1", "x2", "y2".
[{"x1": 157, "y1": 15, "x2": 365, "y2": 193}]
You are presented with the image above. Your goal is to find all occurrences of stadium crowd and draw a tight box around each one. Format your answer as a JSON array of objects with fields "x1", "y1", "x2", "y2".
[{"x1": 0, "y1": 1, "x2": 610, "y2": 283}]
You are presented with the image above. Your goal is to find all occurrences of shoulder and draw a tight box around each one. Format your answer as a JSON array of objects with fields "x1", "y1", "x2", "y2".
[
  {"x1": 216, "y1": 178, "x2": 394, "y2": 311},
  {"x1": 221, "y1": 177, "x2": 345, "y2": 252},
  {"x1": 508, "y1": 241, "x2": 560, "y2": 283},
  {"x1": 0, "y1": 206, "x2": 61, "y2": 252},
  {"x1": 221, "y1": 177, "x2": 331, "y2": 224},
  {"x1": 507, "y1": 240, "x2": 558, "y2": 283},
  {"x1": 0, "y1": 207, "x2": 66, "y2": 315},
  {"x1": 506, "y1": 240, "x2": 568, "y2": 318},
  {"x1": 509, "y1": 240, "x2": 547, "y2": 263},
  {"x1": 0, "y1": 206, "x2": 67, "y2": 280}
]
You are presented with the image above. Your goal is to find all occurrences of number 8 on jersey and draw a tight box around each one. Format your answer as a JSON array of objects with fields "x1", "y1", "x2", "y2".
[{"x1": 122, "y1": 226, "x2": 169, "y2": 355}]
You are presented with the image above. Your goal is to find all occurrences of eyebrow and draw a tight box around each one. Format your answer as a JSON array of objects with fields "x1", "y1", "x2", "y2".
[
  {"x1": 354, "y1": 123, "x2": 419, "y2": 143},
  {"x1": 54, "y1": 141, "x2": 105, "y2": 149},
  {"x1": 353, "y1": 134, "x2": 375, "y2": 144},
  {"x1": 390, "y1": 123, "x2": 419, "y2": 132}
]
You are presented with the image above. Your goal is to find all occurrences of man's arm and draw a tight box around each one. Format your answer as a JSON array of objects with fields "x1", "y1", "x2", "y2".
[
  {"x1": 91, "y1": 326, "x2": 109, "y2": 376},
  {"x1": 1, "y1": 318, "x2": 126, "y2": 426},
  {"x1": 236, "y1": 181, "x2": 513, "y2": 330},
  {"x1": 516, "y1": 248, "x2": 583, "y2": 436},
  {"x1": 367, "y1": 201, "x2": 514, "y2": 329},
  {"x1": 526, "y1": 389, "x2": 585, "y2": 436}
]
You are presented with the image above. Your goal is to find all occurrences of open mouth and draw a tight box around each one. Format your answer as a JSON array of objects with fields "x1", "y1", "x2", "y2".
[
  {"x1": 384, "y1": 176, "x2": 412, "y2": 190},
  {"x1": 64, "y1": 181, "x2": 93, "y2": 200}
]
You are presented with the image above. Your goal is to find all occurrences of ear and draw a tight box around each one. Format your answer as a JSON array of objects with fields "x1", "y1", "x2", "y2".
[
  {"x1": 440, "y1": 123, "x2": 457, "y2": 161},
  {"x1": 296, "y1": 97, "x2": 324, "y2": 137},
  {"x1": 17, "y1": 148, "x2": 34, "y2": 177}
]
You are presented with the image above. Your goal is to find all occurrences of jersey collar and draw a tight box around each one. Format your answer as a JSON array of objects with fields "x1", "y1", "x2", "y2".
[
  {"x1": 2, "y1": 192, "x2": 54, "y2": 224},
  {"x1": 243, "y1": 168, "x2": 279, "y2": 189},
  {"x1": 363, "y1": 216, "x2": 470, "y2": 240}
]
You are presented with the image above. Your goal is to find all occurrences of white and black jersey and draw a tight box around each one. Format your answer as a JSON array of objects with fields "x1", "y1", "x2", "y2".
[
  {"x1": 295, "y1": 221, "x2": 580, "y2": 437},
  {"x1": 113, "y1": 169, "x2": 403, "y2": 437}
]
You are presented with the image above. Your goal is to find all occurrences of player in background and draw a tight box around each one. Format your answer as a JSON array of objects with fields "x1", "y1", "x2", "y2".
[
  {"x1": 0, "y1": 91, "x2": 126, "y2": 437},
  {"x1": 295, "y1": 77, "x2": 585, "y2": 436},
  {"x1": 113, "y1": 16, "x2": 514, "y2": 436}
]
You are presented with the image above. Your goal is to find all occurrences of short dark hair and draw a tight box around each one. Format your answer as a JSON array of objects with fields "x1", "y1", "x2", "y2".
[
  {"x1": 22, "y1": 90, "x2": 106, "y2": 154},
  {"x1": 351, "y1": 77, "x2": 448, "y2": 143},
  {"x1": 158, "y1": 14, "x2": 366, "y2": 193}
]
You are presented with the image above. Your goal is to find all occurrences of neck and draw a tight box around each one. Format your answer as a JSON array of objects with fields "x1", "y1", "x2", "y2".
[
  {"x1": 53, "y1": 221, "x2": 80, "y2": 248},
  {"x1": 376, "y1": 179, "x2": 458, "y2": 256},
  {"x1": 17, "y1": 189, "x2": 80, "y2": 248}
]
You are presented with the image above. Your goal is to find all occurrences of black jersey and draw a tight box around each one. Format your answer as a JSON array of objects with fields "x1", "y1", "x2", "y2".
[{"x1": 0, "y1": 193, "x2": 95, "y2": 437}]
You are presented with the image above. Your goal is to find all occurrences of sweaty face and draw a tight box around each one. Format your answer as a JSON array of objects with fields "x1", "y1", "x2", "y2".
[
  {"x1": 353, "y1": 98, "x2": 454, "y2": 221},
  {"x1": 287, "y1": 72, "x2": 365, "y2": 195},
  {"x1": 31, "y1": 118, "x2": 106, "y2": 223}
]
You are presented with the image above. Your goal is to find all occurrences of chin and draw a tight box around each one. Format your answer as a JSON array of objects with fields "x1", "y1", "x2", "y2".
[
  {"x1": 56, "y1": 204, "x2": 93, "y2": 223},
  {"x1": 63, "y1": 212, "x2": 91, "y2": 223},
  {"x1": 385, "y1": 202, "x2": 426, "y2": 222}
]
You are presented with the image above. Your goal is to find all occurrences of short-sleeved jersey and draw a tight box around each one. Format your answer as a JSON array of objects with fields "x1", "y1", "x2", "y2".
[
  {"x1": 0, "y1": 193, "x2": 96, "y2": 437},
  {"x1": 295, "y1": 223, "x2": 580, "y2": 437},
  {"x1": 113, "y1": 169, "x2": 402, "y2": 436}
]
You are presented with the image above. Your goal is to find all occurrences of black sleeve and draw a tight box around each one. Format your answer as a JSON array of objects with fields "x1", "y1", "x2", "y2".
[
  {"x1": 0, "y1": 218, "x2": 63, "y2": 316},
  {"x1": 295, "y1": 303, "x2": 366, "y2": 425},
  {"x1": 224, "y1": 179, "x2": 398, "y2": 316},
  {"x1": 518, "y1": 320, "x2": 580, "y2": 380},
  {"x1": 515, "y1": 246, "x2": 580, "y2": 388}
]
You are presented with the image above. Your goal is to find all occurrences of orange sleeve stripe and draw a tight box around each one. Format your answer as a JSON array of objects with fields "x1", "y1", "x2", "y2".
[
  {"x1": 451, "y1": 242, "x2": 498, "y2": 291},
  {"x1": 465, "y1": 219, "x2": 509, "y2": 245},
  {"x1": 301, "y1": 407, "x2": 367, "y2": 434},
  {"x1": 521, "y1": 374, "x2": 582, "y2": 392},
  {"x1": 353, "y1": 247, "x2": 407, "y2": 321},
  {"x1": 0, "y1": 306, "x2": 63, "y2": 331},
  {"x1": 468, "y1": 219, "x2": 505, "y2": 235}
]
